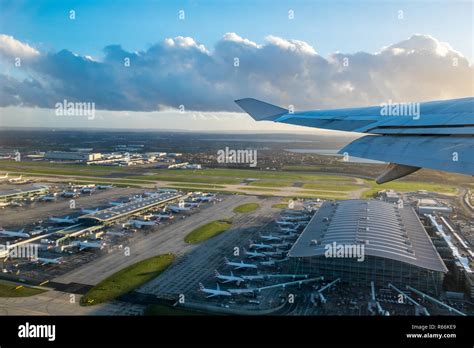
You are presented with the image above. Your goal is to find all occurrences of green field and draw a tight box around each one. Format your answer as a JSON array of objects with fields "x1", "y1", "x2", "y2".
[
  {"x1": 184, "y1": 220, "x2": 232, "y2": 244},
  {"x1": 233, "y1": 203, "x2": 260, "y2": 213},
  {"x1": 301, "y1": 183, "x2": 361, "y2": 191},
  {"x1": 272, "y1": 203, "x2": 289, "y2": 209},
  {"x1": 238, "y1": 187, "x2": 277, "y2": 192},
  {"x1": 0, "y1": 161, "x2": 464, "y2": 201},
  {"x1": 361, "y1": 180, "x2": 458, "y2": 198},
  {"x1": 248, "y1": 180, "x2": 294, "y2": 188},
  {"x1": 80, "y1": 254, "x2": 175, "y2": 306},
  {"x1": 0, "y1": 282, "x2": 46, "y2": 297}
]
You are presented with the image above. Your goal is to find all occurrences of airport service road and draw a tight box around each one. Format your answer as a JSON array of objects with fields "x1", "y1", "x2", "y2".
[
  {"x1": 0, "y1": 187, "x2": 139, "y2": 228},
  {"x1": 52, "y1": 195, "x2": 257, "y2": 286},
  {"x1": 0, "y1": 290, "x2": 144, "y2": 315},
  {"x1": 138, "y1": 197, "x2": 282, "y2": 298}
]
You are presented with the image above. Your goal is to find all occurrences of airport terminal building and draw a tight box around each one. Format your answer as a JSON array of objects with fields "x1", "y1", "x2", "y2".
[{"x1": 287, "y1": 200, "x2": 448, "y2": 295}]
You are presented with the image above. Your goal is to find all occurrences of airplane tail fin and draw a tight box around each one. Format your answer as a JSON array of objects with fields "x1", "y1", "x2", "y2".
[
  {"x1": 224, "y1": 257, "x2": 229, "y2": 263},
  {"x1": 235, "y1": 98, "x2": 288, "y2": 121},
  {"x1": 214, "y1": 269, "x2": 220, "y2": 277},
  {"x1": 198, "y1": 282, "x2": 204, "y2": 291}
]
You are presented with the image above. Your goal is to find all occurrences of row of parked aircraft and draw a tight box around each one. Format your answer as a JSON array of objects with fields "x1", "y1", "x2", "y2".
[
  {"x1": 0, "y1": 173, "x2": 27, "y2": 184},
  {"x1": 40, "y1": 184, "x2": 114, "y2": 201},
  {"x1": 198, "y1": 208, "x2": 314, "y2": 299}
]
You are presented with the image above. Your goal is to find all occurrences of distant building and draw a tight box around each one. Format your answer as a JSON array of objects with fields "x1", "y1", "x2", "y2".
[
  {"x1": 379, "y1": 189, "x2": 401, "y2": 203},
  {"x1": 45, "y1": 151, "x2": 102, "y2": 161},
  {"x1": 145, "y1": 152, "x2": 167, "y2": 160},
  {"x1": 287, "y1": 200, "x2": 447, "y2": 294},
  {"x1": 417, "y1": 198, "x2": 453, "y2": 215}
]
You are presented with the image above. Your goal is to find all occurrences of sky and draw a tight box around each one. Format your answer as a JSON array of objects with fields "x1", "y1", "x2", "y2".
[{"x1": 0, "y1": 0, "x2": 472, "y2": 131}]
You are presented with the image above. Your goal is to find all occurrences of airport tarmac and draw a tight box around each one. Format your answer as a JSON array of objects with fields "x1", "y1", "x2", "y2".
[
  {"x1": 53, "y1": 194, "x2": 259, "y2": 286},
  {"x1": 0, "y1": 289, "x2": 144, "y2": 315},
  {"x1": 138, "y1": 197, "x2": 282, "y2": 298}
]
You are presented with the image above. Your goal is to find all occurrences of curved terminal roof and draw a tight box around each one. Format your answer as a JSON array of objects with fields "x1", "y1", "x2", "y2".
[{"x1": 288, "y1": 200, "x2": 447, "y2": 272}]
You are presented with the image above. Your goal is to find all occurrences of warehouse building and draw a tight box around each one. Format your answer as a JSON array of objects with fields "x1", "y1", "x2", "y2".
[
  {"x1": 45, "y1": 151, "x2": 102, "y2": 161},
  {"x1": 288, "y1": 200, "x2": 448, "y2": 295}
]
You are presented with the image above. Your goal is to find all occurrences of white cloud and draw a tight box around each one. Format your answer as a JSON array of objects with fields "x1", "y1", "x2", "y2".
[
  {"x1": 0, "y1": 34, "x2": 39, "y2": 59},
  {"x1": 0, "y1": 33, "x2": 472, "y2": 112},
  {"x1": 265, "y1": 35, "x2": 317, "y2": 55}
]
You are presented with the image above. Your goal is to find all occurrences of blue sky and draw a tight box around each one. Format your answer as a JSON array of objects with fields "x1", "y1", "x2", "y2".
[
  {"x1": 1, "y1": 0, "x2": 472, "y2": 61},
  {"x1": 0, "y1": 0, "x2": 472, "y2": 130}
]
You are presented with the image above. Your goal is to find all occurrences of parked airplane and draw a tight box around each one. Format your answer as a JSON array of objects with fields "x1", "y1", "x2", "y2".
[
  {"x1": 241, "y1": 274, "x2": 266, "y2": 282},
  {"x1": 248, "y1": 240, "x2": 275, "y2": 251},
  {"x1": 0, "y1": 202, "x2": 11, "y2": 208},
  {"x1": 61, "y1": 190, "x2": 79, "y2": 198},
  {"x1": 49, "y1": 216, "x2": 77, "y2": 224},
  {"x1": 40, "y1": 193, "x2": 58, "y2": 202},
  {"x1": 127, "y1": 219, "x2": 159, "y2": 228},
  {"x1": 196, "y1": 195, "x2": 216, "y2": 202},
  {"x1": 198, "y1": 283, "x2": 232, "y2": 298},
  {"x1": 71, "y1": 241, "x2": 105, "y2": 251},
  {"x1": 97, "y1": 184, "x2": 113, "y2": 189},
  {"x1": 0, "y1": 228, "x2": 30, "y2": 238},
  {"x1": 224, "y1": 257, "x2": 258, "y2": 270},
  {"x1": 151, "y1": 213, "x2": 174, "y2": 220},
  {"x1": 167, "y1": 205, "x2": 191, "y2": 213},
  {"x1": 276, "y1": 220, "x2": 298, "y2": 226},
  {"x1": 280, "y1": 215, "x2": 310, "y2": 221},
  {"x1": 184, "y1": 202, "x2": 200, "y2": 208},
  {"x1": 214, "y1": 270, "x2": 245, "y2": 285},
  {"x1": 227, "y1": 288, "x2": 256, "y2": 296},
  {"x1": 243, "y1": 248, "x2": 267, "y2": 259},
  {"x1": 33, "y1": 256, "x2": 63, "y2": 265},
  {"x1": 81, "y1": 186, "x2": 96, "y2": 194},
  {"x1": 279, "y1": 227, "x2": 298, "y2": 234},
  {"x1": 81, "y1": 208, "x2": 99, "y2": 214},
  {"x1": 235, "y1": 97, "x2": 474, "y2": 183},
  {"x1": 9, "y1": 175, "x2": 23, "y2": 183},
  {"x1": 259, "y1": 233, "x2": 282, "y2": 242}
]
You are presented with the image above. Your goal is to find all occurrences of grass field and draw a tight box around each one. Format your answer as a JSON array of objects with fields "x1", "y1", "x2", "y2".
[
  {"x1": 184, "y1": 219, "x2": 232, "y2": 244},
  {"x1": 233, "y1": 203, "x2": 260, "y2": 213},
  {"x1": 0, "y1": 282, "x2": 46, "y2": 297},
  {"x1": 248, "y1": 180, "x2": 295, "y2": 187},
  {"x1": 361, "y1": 180, "x2": 458, "y2": 198},
  {"x1": 272, "y1": 203, "x2": 289, "y2": 209},
  {"x1": 301, "y1": 183, "x2": 361, "y2": 191},
  {"x1": 238, "y1": 187, "x2": 277, "y2": 192},
  {"x1": 80, "y1": 254, "x2": 175, "y2": 306},
  {"x1": 0, "y1": 161, "x2": 464, "y2": 201}
]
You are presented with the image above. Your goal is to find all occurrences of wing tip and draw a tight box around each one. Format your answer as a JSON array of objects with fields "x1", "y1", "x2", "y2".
[{"x1": 234, "y1": 98, "x2": 288, "y2": 121}]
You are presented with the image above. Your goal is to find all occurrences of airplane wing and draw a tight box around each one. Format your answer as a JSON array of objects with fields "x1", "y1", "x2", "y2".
[{"x1": 235, "y1": 97, "x2": 474, "y2": 183}]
